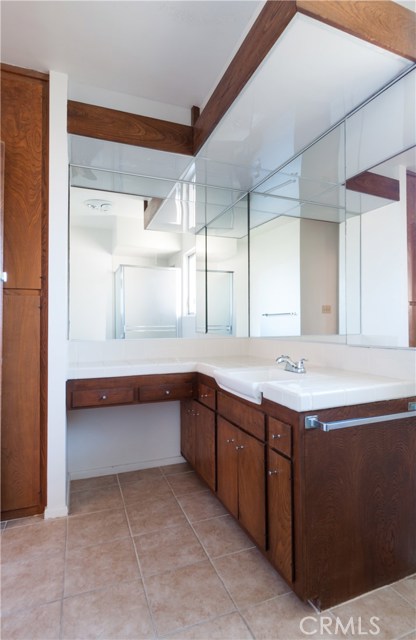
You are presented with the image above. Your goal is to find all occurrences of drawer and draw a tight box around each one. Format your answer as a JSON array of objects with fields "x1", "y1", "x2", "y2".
[
  {"x1": 71, "y1": 387, "x2": 135, "y2": 409},
  {"x1": 217, "y1": 391, "x2": 265, "y2": 441},
  {"x1": 197, "y1": 382, "x2": 216, "y2": 409},
  {"x1": 268, "y1": 417, "x2": 292, "y2": 458},
  {"x1": 139, "y1": 382, "x2": 194, "y2": 402}
]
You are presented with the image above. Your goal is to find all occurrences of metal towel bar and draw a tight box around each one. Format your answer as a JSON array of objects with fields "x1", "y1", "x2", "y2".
[
  {"x1": 305, "y1": 404, "x2": 416, "y2": 431},
  {"x1": 262, "y1": 312, "x2": 297, "y2": 317}
]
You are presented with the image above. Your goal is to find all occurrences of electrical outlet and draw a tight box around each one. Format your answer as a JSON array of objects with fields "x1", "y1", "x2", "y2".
[{"x1": 322, "y1": 304, "x2": 331, "y2": 314}]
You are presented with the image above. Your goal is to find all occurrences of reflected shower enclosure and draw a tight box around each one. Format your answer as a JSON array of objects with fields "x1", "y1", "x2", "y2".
[{"x1": 115, "y1": 265, "x2": 180, "y2": 339}]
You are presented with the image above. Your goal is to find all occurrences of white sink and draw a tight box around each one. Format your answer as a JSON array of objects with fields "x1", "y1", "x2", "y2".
[{"x1": 213, "y1": 366, "x2": 301, "y2": 403}]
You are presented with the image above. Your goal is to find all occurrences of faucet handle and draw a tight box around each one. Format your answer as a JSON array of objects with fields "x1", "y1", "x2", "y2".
[{"x1": 296, "y1": 358, "x2": 307, "y2": 372}]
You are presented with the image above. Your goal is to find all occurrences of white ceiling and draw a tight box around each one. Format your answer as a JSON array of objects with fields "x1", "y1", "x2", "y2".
[{"x1": 1, "y1": 0, "x2": 264, "y2": 113}]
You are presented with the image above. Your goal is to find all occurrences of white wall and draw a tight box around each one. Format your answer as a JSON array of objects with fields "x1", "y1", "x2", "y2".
[
  {"x1": 46, "y1": 71, "x2": 69, "y2": 518},
  {"x1": 67, "y1": 402, "x2": 182, "y2": 479}
]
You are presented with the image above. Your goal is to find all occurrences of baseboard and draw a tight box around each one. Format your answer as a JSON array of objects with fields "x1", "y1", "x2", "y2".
[
  {"x1": 69, "y1": 455, "x2": 186, "y2": 481},
  {"x1": 44, "y1": 505, "x2": 69, "y2": 519}
]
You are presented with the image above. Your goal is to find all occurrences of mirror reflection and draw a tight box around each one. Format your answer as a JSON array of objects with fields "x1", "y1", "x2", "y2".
[
  {"x1": 68, "y1": 69, "x2": 415, "y2": 347},
  {"x1": 69, "y1": 184, "x2": 199, "y2": 340},
  {"x1": 249, "y1": 124, "x2": 345, "y2": 341},
  {"x1": 345, "y1": 146, "x2": 416, "y2": 348}
]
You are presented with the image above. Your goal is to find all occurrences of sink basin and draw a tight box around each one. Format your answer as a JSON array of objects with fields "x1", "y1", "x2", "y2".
[{"x1": 213, "y1": 366, "x2": 297, "y2": 403}]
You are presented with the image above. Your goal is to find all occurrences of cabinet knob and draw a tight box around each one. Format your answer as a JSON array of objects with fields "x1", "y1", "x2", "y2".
[
  {"x1": 236, "y1": 445, "x2": 245, "y2": 450},
  {"x1": 272, "y1": 434, "x2": 283, "y2": 439},
  {"x1": 165, "y1": 389, "x2": 170, "y2": 395},
  {"x1": 268, "y1": 469, "x2": 279, "y2": 476},
  {"x1": 226, "y1": 438, "x2": 235, "y2": 444},
  {"x1": 100, "y1": 395, "x2": 107, "y2": 400},
  {"x1": 200, "y1": 393, "x2": 208, "y2": 398}
]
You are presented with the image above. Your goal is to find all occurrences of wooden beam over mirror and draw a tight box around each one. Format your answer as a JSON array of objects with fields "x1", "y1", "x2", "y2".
[
  {"x1": 346, "y1": 171, "x2": 400, "y2": 200},
  {"x1": 67, "y1": 101, "x2": 194, "y2": 156},
  {"x1": 296, "y1": 1, "x2": 416, "y2": 63},
  {"x1": 144, "y1": 197, "x2": 165, "y2": 229},
  {"x1": 193, "y1": 0, "x2": 297, "y2": 154}
]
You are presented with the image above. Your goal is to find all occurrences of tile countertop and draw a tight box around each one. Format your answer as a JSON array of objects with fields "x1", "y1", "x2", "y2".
[
  {"x1": 66, "y1": 356, "x2": 272, "y2": 380},
  {"x1": 67, "y1": 358, "x2": 416, "y2": 413},
  {"x1": 261, "y1": 367, "x2": 416, "y2": 412}
]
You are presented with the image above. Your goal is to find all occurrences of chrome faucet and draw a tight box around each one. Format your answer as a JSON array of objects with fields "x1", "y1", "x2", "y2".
[{"x1": 276, "y1": 355, "x2": 307, "y2": 373}]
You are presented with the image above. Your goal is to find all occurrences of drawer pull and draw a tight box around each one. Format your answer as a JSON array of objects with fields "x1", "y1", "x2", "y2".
[
  {"x1": 272, "y1": 433, "x2": 283, "y2": 439},
  {"x1": 200, "y1": 393, "x2": 209, "y2": 399},
  {"x1": 268, "y1": 469, "x2": 279, "y2": 476},
  {"x1": 100, "y1": 395, "x2": 107, "y2": 400},
  {"x1": 236, "y1": 445, "x2": 245, "y2": 450},
  {"x1": 226, "y1": 438, "x2": 235, "y2": 444}
]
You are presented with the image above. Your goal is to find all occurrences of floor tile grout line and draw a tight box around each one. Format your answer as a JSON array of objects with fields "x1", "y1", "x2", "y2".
[
  {"x1": 117, "y1": 472, "x2": 159, "y2": 640},
  {"x1": 172, "y1": 489, "x2": 257, "y2": 638},
  {"x1": 158, "y1": 610, "x2": 256, "y2": 640},
  {"x1": 389, "y1": 584, "x2": 416, "y2": 609},
  {"x1": 58, "y1": 516, "x2": 69, "y2": 640}
]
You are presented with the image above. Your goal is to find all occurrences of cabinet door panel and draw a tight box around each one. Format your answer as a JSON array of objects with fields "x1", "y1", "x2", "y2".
[
  {"x1": 238, "y1": 430, "x2": 266, "y2": 549},
  {"x1": 268, "y1": 448, "x2": 293, "y2": 584},
  {"x1": 1, "y1": 72, "x2": 45, "y2": 289},
  {"x1": 195, "y1": 403, "x2": 215, "y2": 491},
  {"x1": 1, "y1": 292, "x2": 41, "y2": 512},
  {"x1": 180, "y1": 400, "x2": 196, "y2": 467},
  {"x1": 217, "y1": 417, "x2": 238, "y2": 518}
]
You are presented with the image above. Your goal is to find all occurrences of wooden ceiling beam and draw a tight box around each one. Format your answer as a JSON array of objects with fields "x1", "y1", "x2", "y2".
[
  {"x1": 296, "y1": 1, "x2": 416, "y2": 63},
  {"x1": 67, "y1": 100, "x2": 194, "y2": 156}
]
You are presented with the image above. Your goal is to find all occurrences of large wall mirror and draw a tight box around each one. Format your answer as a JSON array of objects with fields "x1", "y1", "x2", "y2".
[
  {"x1": 69, "y1": 166, "x2": 248, "y2": 340},
  {"x1": 68, "y1": 68, "x2": 415, "y2": 348},
  {"x1": 249, "y1": 123, "x2": 345, "y2": 342}
]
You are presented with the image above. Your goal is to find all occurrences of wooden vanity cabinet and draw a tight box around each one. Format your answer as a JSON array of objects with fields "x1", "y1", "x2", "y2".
[
  {"x1": 180, "y1": 397, "x2": 216, "y2": 491},
  {"x1": 67, "y1": 373, "x2": 195, "y2": 410},
  {"x1": 179, "y1": 375, "x2": 217, "y2": 491},
  {"x1": 267, "y1": 417, "x2": 293, "y2": 585},
  {"x1": 216, "y1": 393, "x2": 266, "y2": 549},
  {"x1": 180, "y1": 376, "x2": 416, "y2": 610},
  {"x1": 298, "y1": 398, "x2": 416, "y2": 610}
]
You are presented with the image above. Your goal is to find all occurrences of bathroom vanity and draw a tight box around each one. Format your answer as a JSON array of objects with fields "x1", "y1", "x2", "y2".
[{"x1": 67, "y1": 361, "x2": 416, "y2": 610}]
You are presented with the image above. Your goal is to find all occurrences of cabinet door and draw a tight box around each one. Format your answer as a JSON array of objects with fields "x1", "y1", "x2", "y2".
[
  {"x1": 1, "y1": 71, "x2": 46, "y2": 289},
  {"x1": 1, "y1": 292, "x2": 41, "y2": 513},
  {"x1": 180, "y1": 400, "x2": 196, "y2": 467},
  {"x1": 217, "y1": 417, "x2": 238, "y2": 518},
  {"x1": 195, "y1": 403, "x2": 215, "y2": 491},
  {"x1": 268, "y1": 448, "x2": 293, "y2": 584},
  {"x1": 238, "y1": 430, "x2": 266, "y2": 549}
]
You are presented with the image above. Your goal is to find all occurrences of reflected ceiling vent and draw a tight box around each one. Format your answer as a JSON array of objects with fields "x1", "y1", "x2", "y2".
[{"x1": 84, "y1": 198, "x2": 113, "y2": 213}]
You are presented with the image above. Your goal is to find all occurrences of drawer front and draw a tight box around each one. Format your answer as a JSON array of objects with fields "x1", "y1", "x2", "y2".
[
  {"x1": 217, "y1": 392, "x2": 265, "y2": 441},
  {"x1": 197, "y1": 382, "x2": 216, "y2": 410},
  {"x1": 71, "y1": 387, "x2": 134, "y2": 408},
  {"x1": 139, "y1": 382, "x2": 194, "y2": 402},
  {"x1": 268, "y1": 417, "x2": 292, "y2": 457}
]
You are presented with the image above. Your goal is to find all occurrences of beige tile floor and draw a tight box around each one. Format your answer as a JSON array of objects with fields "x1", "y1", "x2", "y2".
[{"x1": 1, "y1": 463, "x2": 415, "y2": 640}]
